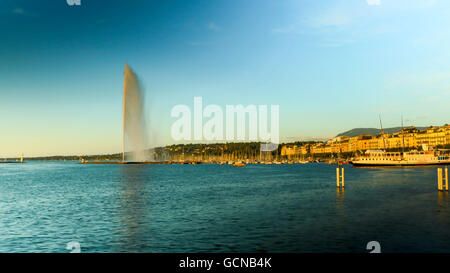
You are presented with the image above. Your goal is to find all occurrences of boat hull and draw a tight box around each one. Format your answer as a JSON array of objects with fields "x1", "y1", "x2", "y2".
[{"x1": 351, "y1": 160, "x2": 450, "y2": 167}]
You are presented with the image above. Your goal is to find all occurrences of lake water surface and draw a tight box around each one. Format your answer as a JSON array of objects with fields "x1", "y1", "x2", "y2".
[{"x1": 0, "y1": 162, "x2": 449, "y2": 253}]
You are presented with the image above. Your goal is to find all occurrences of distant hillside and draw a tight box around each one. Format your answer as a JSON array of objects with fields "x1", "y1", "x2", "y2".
[{"x1": 336, "y1": 127, "x2": 427, "y2": 137}]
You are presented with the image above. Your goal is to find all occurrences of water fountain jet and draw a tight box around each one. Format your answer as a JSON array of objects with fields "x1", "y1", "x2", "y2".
[
  {"x1": 82, "y1": 64, "x2": 172, "y2": 164},
  {"x1": 122, "y1": 63, "x2": 149, "y2": 162}
]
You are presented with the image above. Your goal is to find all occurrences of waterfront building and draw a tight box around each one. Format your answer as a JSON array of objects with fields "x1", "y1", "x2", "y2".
[{"x1": 281, "y1": 124, "x2": 450, "y2": 157}]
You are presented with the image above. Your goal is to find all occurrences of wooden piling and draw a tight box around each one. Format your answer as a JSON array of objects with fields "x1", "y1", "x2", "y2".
[
  {"x1": 438, "y1": 168, "x2": 448, "y2": 191},
  {"x1": 337, "y1": 167, "x2": 344, "y2": 188},
  {"x1": 336, "y1": 168, "x2": 340, "y2": 187},
  {"x1": 446, "y1": 167, "x2": 449, "y2": 191}
]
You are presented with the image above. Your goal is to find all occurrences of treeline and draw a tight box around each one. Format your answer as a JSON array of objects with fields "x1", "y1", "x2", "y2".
[
  {"x1": 17, "y1": 141, "x2": 317, "y2": 162},
  {"x1": 14, "y1": 142, "x2": 448, "y2": 162},
  {"x1": 155, "y1": 142, "x2": 314, "y2": 161},
  {"x1": 12, "y1": 153, "x2": 123, "y2": 162}
]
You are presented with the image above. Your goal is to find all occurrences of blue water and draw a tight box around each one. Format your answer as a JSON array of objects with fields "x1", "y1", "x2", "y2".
[{"x1": 0, "y1": 162, "x2": 449, "y2": 253}]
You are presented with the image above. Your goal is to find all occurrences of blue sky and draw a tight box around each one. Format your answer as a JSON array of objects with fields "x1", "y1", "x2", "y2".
[{"x1": 1, "y1": 0, "x2": 450, "y2": 157}]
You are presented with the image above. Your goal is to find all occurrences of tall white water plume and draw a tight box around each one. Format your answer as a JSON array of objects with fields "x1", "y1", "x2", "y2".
[{"x1": 122, "y1": 63, "x2": 149, "y2": 162}]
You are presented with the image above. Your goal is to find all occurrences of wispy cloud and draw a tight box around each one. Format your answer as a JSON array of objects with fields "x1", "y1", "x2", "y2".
[
  {"x1": 273, "y1": 0, "x2": 442, "y2": 50},
  {"x1": 207, "y1": 22, "x2": 221, "y2": 31},
  {"x1": 366, "y1": 0, "x2": 381, "y2": 6},
  {"x1": 306, "y1": 11, "x2": 352, "y2": 28},
  {"x1": 380, "y1": 71, "x2": 450, "y2": 114}
]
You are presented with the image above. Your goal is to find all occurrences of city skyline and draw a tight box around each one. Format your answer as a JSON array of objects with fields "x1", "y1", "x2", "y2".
[{"x1": 1, "y1": 0, "x2": 450, "y2": 157}]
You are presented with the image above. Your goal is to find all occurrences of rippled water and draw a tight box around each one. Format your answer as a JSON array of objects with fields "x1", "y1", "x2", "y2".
[{"x1": 0, "y1": 162, "x2": 449, "y2": 253}]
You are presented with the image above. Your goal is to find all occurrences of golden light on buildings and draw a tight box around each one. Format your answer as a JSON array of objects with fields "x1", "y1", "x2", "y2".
[{"x1": 281, "y1": 124, "x2": 450, "y2": 156}]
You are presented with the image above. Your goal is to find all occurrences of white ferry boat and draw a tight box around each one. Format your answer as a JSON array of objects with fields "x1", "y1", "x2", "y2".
[{"x1": 351, "y1": 149, "x2": 450, "y2": 167}]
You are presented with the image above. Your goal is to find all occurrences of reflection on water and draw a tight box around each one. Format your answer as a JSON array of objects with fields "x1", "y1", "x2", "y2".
[
  {"x1": 118, "y1": 165, "x2": 150, "y2": 252},
  {"x1": 336, "y1": 187, "x2": 345, "y2": 200},
  {"x1": 437, "y1": 191, "x2": 448, "y2": 207},
  {"x1": 435, "y1": 191, "x2": 450, "y2": 245},
  {"x1": 335, "y1": 187, "x2": 346, "y2": 218},
  {"x1": 1, "y1": 162, "x2": 450, "y2": 252}
]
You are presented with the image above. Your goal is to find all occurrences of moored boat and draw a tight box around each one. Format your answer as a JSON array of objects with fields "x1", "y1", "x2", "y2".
[
  {"x1": 351, "y1": 149, "x2": 450, "y2": 167},
  {"x1": 233, "y1": 162, "x2": 246, "y2": 167}
]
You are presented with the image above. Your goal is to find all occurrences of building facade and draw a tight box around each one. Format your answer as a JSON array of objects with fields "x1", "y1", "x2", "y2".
[{"x1": 282, "y1": 125, "x2": 450, "y2": 156}]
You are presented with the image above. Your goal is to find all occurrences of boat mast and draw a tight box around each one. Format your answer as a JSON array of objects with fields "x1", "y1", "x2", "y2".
[
  {"x1": 379, "y1": 114, "x2": 386, "y2": 150},
  {"x1": 401, "y1": 115, "x2": 405, "y2": 154}
]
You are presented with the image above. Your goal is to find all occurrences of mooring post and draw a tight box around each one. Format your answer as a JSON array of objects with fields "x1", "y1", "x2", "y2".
[
  {"x1": 446, "y1": 167, "x2": 449, "y2": 191},
  {"x1": 336, "y1": 168, "x2": 340, "y2": 187},
  {"x1": 438, "y1": 168, "x2": 443, "y2": 191},
  {"x1": 336, "y1": 166, "x2": 344, "y2": 188}
]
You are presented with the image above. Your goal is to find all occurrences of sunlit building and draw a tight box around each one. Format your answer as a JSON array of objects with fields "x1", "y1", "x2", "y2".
[{"x1": 282, "y1": 124, "x2": 450, "y2": 156}]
